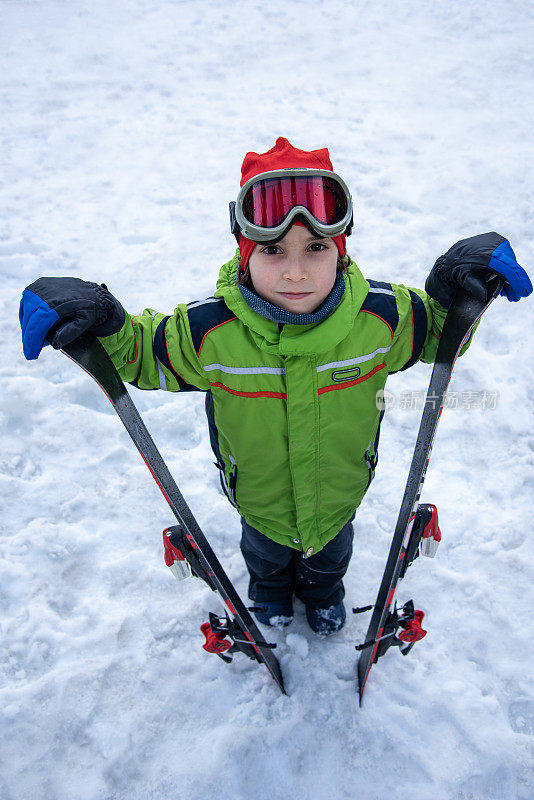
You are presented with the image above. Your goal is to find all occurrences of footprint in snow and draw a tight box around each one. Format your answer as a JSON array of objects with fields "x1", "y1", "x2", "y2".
[
  {"x1": 286, "y1": 633, "x2": 309, "y2": 659},
  {"x1": 508, "y1": 698, "x2": 534, "y2": 735}
]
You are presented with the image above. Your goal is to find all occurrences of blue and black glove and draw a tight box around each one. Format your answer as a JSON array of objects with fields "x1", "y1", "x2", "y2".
[
  {"x1": 19, "y1": 277, "x2": 126, "y2": 360},
  {"x1": 425, "y1": 232, "x2": 532, "y2": 308}
]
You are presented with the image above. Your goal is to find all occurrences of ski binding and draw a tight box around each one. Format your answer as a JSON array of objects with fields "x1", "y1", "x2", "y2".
[
  {"x1": 354, "y1": 503, "x2": 440, "y2": 667},
  {"x1": 163, "y1": 525, "x2": 278, "y2": 667}
]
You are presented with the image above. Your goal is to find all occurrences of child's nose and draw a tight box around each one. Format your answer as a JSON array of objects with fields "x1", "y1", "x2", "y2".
[{"x1": 283, "y1": 255, "x2": 308, "y2": 281}]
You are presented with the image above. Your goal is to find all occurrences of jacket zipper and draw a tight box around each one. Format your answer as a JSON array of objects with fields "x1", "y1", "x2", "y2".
[{"x1": 364, "y1": 440, "x2": 377, "y2": 489}]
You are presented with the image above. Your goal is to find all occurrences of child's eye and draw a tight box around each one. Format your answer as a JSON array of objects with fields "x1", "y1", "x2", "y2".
[
  {"x1": 261, "y1": 245, "x2": 281, "y2": 255},
  {"x1": 309, "y1": 242, "x2": 327, "y2": 252}
]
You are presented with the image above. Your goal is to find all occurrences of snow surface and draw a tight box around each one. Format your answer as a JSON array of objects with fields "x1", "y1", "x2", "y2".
[{"x1": 1, "y1": 1, "x2": 533, "y2": 798}]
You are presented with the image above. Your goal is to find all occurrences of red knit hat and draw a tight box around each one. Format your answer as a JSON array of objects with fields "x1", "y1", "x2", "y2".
[{"x1": 238, "y1": 137, "x2": 347, "y2": 270}]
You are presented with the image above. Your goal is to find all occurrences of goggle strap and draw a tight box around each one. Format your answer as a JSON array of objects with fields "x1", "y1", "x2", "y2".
[{"x1": 229, "y1": 201, "x2": 240, "y2": 241}]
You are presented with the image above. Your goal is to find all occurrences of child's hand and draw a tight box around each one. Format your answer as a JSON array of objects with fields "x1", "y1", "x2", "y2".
[
  {"x1": 19, "y1": 277, "x2": 125, "y2": 360},
  {"x1": 425, "y1": 232, "x2": 532, "y2": 307}
]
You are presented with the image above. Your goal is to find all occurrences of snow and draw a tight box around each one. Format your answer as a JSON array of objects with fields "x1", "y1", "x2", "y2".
[{"x1": 1, "y1": 1, "x2": 533, "y2": 798}]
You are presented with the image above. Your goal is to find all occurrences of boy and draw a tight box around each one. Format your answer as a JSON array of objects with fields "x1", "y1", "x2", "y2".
[{"x1": 19, "y1": 137, "x2": 531, "y2": 634}]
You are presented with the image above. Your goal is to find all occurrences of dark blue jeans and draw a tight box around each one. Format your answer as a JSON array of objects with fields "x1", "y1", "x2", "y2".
[{"x1": 240, "y1": 517, "x2": 354, "y2": 609}]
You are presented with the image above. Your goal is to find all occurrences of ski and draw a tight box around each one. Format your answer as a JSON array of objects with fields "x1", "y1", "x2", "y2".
[
  {"x1": 61, "y1": 334, "x2": 286, "y2": 695},
  {"x1": 356, "y1": 279, "x2": 503, "y2": 705}
]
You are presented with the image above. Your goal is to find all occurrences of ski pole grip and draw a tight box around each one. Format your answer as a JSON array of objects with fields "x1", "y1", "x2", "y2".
[{"x1": 484, "y1": 272, "x2": 506, "y2": 299}]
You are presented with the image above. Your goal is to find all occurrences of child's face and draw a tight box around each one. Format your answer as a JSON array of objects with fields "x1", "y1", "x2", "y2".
[{"x1": 247, "y1": 224, "x2": 339, "y2": 315}]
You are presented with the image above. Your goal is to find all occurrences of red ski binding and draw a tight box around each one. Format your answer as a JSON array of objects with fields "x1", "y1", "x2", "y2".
[
  {"x1": 356, "y1": 600, "x2": 427, "y2": 660},
  {"x1": 163, "y1": 528, "x2": 192, "y2": 581},
  {"x1": 397, "y1": 608, "x2": 427, "y2": 652},
  {"x1": 201, "y1": 619, "x2": 233, "y2": 662},
  {"x1": 399, "y1": 503, "x2": 441, "y2": 579},
  {"x1": 419, "y1": 504, "x2": 441, "y2": 558},
  {"x1": 199, "y1": 611, "x2": 276, "y2": 665}
]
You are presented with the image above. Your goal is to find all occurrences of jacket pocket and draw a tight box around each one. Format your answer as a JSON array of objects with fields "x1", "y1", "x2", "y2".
[
  {"x1": 215, "y1": 454, "x2": 240, "y2": 508},
  {"x1": 227, "y1": 455, "x2": 239, "y2": 508},
  {"x1": 364, "y1": 409, "x2": 384, "y2": 490}
]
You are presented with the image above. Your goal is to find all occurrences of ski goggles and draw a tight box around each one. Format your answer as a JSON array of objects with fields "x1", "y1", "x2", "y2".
[{"x1": 230, "y1": 168, "x2": 353, "y2": 243}]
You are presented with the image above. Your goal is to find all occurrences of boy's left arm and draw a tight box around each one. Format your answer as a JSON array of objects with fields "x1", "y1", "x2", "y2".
[{"x1": 388, "y1": 232, "x2": 531, "y2": 371}]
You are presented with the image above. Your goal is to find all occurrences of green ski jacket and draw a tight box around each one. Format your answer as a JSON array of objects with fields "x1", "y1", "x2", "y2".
[{"x1": 99, "y1": 252, "x2": 466, "y2": 556}]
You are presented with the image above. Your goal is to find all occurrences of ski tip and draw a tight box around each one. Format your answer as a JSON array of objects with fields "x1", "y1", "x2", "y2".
[
  {"x1": 263, "y1": 660, "x2": 286, "y2": 695},
  {"x1": 357, "y1": 674, "x2": 365, "y2": 707}
]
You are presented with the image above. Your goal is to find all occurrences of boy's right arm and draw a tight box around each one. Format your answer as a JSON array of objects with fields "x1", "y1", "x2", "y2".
[
  {"x1": 19, "y1": 277, "x2": 209, "y2": 392},
  {"x1": 98, "y1": 306, "x2": 210, "y2": 391}
]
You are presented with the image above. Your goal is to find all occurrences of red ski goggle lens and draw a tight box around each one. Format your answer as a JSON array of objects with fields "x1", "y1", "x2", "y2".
[{"x1": 241, "y1": 175, "x2": 349, "y2": 229}]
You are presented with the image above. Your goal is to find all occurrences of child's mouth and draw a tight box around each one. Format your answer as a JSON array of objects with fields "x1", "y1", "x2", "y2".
[{"x1": 279, "y1": 292, "x2": 312, "y2": 300}]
